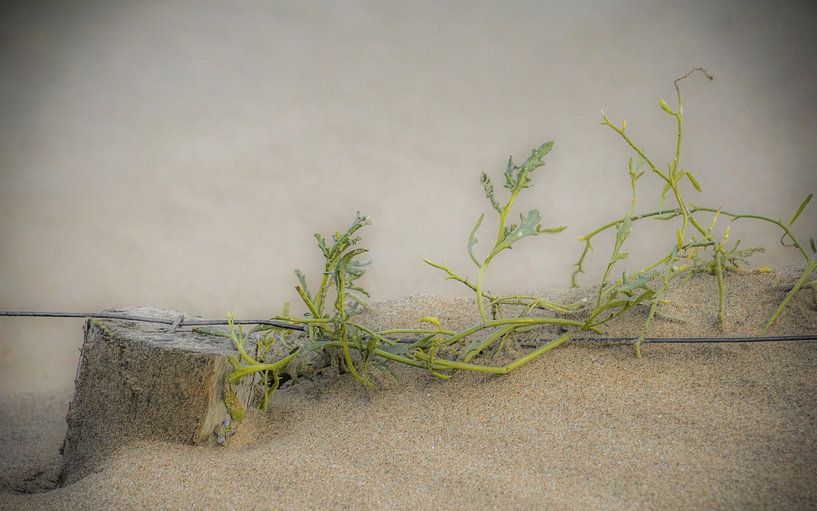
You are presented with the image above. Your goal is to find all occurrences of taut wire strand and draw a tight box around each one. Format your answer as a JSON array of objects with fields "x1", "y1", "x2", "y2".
[{"x1": 1, "y1": 310, "x2": 816, "y2": 344}]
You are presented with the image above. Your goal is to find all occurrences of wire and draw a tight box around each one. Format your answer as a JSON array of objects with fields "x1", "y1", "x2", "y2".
[
  {"x1": 1, "y1": 310, "x2": 816, "y2": 344},
  {"x1": 0, "y1": 310, "x2": 306, "y2": 332},
  {"x1": 547, "y1": 334, "x2": 817, "y2": 344}
]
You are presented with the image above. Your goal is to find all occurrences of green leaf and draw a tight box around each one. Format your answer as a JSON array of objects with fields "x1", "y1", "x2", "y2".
[
  {"x1": 333, "y1": 248, "x2": 369, "y2": 284},
  {"x1": 496, "y1": 209, "x2": 545, "y2": 251},
  {"x1": 503, "y1": 141, "x2": 554, "y2": 190},
  {"x1": 520, "y1": 140, "x2": 554, "y2": 172},
  {"x1": 344, "y1": 259, "x2": 370, "y2": 283},
  {"x1": 810, "y1": 238, "x2": 816, "y2": 253},
  {"x1": 345, "y1": 287, "x2": 369, "y2": 306},
  {"x1": 467, "y1": 213, "x2": 485, "y2": 267},
  {"x1": 503, "y1": 155, "x2": 515, "y2": 189},
  {"x1": 614, "y1": 251, "x2": 629, "y2": 262},
  {"x1": 314, "y1": 234, "x2": 329, "y2": 258},
  {"x1": 324, "y1": 212, "x2": 370, "y2": 260},
  {"x1": 616, "y1": 215, "x2": 633, "y2": 245},
  {"x1": 481, "y1": 173, "x2": 501, "y2": 212},
  {"x1": 789, "y1": 194, "x2": 812, "y2": 225},
  {"x1": 630, "y1": 288, "x2": 656, "y2": 306},
  {"x1": 618, "y1": 270, "x2": 658, "y2": 294},
  {"x1": 294, "y1": 269, "x2": 311, "y2": 300}
]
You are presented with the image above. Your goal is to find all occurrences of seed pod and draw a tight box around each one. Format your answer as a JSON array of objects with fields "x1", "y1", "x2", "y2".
[
  {"x1": 684, "y1": 171, "x2": 702, "y2": 192},
  {"x1": 419, "y1": 316, "x2": 441, "y2": 328},
  {"x1": 789, "y1": 194, "x2": 813, "y2": 225}
]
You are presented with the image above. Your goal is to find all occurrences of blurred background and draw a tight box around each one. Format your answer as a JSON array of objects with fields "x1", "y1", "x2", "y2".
[{"x1": 1, "y1": 0, "x2": 815, "y2": 393}]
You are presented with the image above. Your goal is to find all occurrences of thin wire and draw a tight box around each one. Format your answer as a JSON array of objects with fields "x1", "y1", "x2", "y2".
[
  {"x1": 1, "y1": 310, "x2": 816, "y2": 344},
  {"x1": 0, "y1": 311, "x2": 306, "y2": 332},
  {"x1": 544, "y1": 334, "x2": 817, "y2": 344}
]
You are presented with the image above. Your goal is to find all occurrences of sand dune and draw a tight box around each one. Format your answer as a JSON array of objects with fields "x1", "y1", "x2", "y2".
[{"x1": 1, "y1": 269, "x2": 816, "y2": 510}]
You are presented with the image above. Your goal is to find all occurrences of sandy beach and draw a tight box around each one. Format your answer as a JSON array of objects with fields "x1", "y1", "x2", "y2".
[
  {"x1": 1, "y1": 269, "x2": 816, "y2": 510},
  {"x1": 2, "y1": 2, "x2": 817, "y2": 509}
]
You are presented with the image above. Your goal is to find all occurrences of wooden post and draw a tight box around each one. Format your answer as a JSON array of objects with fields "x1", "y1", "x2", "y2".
[{"x1": 59, "y1": 307, "x2": 255, "y2": 484}]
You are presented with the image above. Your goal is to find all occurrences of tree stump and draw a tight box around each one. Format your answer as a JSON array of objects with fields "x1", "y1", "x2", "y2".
[{"x1": 59, "y1": 307, "x2": 255, "y2": 484}]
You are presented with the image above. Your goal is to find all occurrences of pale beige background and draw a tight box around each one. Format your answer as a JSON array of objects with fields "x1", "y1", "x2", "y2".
[{"x1": 1, "y1": 0, "x2": 815, "y2": 393}]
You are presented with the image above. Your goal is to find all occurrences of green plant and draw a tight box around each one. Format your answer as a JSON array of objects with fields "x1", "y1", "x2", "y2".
[
  {"x1": 423, "y1": 141, "x2": 580, "y2": 321},
  {"x1": 217, "y1": 143, "x2": 590, "y2": 411},
  {"x1": 211, "y1": 69, "x2": 815, "y2": 418},
  {"x1": 571, "y1": 68, "x2": 817, "y2": 356}
]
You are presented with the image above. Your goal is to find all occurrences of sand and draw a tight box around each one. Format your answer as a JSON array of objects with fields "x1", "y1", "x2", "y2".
[{"x1": 1, "y1": 268, "x2": 816, "y2": 510}]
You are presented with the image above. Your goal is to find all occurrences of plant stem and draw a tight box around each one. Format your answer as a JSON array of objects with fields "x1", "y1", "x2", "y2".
[
  {"x1": 691, "y1": 207, "x2": 810, "y2": 261},
  {"x1": 765, "y1": 258, "x2": 817, "y2": 329},
  {"x1": 714, "y1": 247, "x2": 726, "y2": 329},
  {"x1": 634, "y1": 250, "x2": 678, "y2": 358},
  {"x1": 377, "y1": 327, "x2": 457, "y2": 336},
  {"x1": 462, "y1": 325, "x2": 518, "y2": 362},
  {"x1": 228, "y1": 352, "x2": 298, "y2": 383},
  {"x1": 415, "y1": 332, "x2": 572, "y2": 374}
]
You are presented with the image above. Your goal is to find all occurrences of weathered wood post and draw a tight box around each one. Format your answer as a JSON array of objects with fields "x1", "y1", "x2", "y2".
[{"x1": 60, "y1": 307, "x2": 255, "y2": 484}]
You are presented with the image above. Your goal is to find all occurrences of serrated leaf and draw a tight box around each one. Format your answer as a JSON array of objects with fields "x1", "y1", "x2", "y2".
[
  {"x1": 520, "y1": 140, "x2": 554, "y2": 173},
  {"x1": 467, "y1": 213, "x2": 485, "y2": 267},
  {"x1": 503, "y1": 141, "x2": 554, "y2": 190},
  {"x1": 495, "y1": 209, "x2": 543, "y2": 252},
  {"x1": 789, "y1": 194, "x2": 813, "y2": 225}
]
